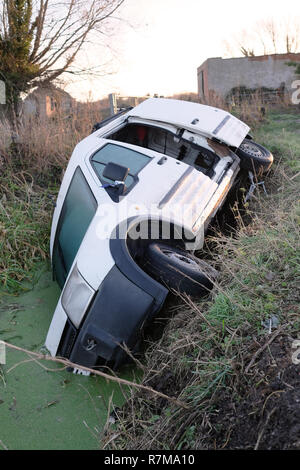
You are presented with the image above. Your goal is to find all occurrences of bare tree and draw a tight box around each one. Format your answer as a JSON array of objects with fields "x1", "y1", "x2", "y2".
[
  {"x1": 223, "y1": 16, "x2": 300, "y2": 58},
  {"x1": 0, "y1": 0, "x2": 125, "y2": 113}
]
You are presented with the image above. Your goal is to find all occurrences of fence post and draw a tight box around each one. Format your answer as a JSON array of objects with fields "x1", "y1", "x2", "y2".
[{"x1": 109, "y1": 93, "x2": 118, "y2": 116}]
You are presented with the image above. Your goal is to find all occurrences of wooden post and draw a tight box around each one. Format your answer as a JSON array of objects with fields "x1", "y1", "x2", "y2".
[{"x1": 109, "y1": 93, "x2": 118, "y2": 116}]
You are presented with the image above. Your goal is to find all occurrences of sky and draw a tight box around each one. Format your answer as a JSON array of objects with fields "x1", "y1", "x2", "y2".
[{"x1": 65, "y1": 0, "x2": 300, "y2": 101}]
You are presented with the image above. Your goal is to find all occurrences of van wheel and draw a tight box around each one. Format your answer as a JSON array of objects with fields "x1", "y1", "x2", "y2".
[
  {"x1": 142, "y1": 243, "x2": 218, "y2": 296},
  {"x1": 237, "y1": 139, "x2": 273, "y2": 172}
]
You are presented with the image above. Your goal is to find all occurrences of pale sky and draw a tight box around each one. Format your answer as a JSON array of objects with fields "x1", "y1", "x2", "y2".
[{"x1": 65, "y1": 0, "x2": 300, "y2": 101}]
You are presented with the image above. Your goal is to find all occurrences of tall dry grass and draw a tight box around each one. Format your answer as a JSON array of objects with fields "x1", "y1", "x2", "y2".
[
  {"x1": 202, "y1": 87, "x2": 291, "y2": 128},
  {"x1": 0, "y1": 101, "x2": 106, "y2": 177}
]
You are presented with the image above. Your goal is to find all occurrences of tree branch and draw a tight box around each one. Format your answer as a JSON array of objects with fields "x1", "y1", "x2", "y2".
[{"x1": 2, "y1": 340, "x2": 189, "y2": 409}]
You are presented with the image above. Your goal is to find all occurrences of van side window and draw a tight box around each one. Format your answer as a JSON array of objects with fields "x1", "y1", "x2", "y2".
[
  {"x1": 90, "y1": 143, "x2": 151, "y2": 200},
  {"x1": 53, "y1": 167, "x2": 97, "y2": 289}
]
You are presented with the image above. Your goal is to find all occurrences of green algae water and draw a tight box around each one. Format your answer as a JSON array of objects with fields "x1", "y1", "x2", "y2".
[{"x1": 0, "y1": 270, "x2": 138, "y2": 450}]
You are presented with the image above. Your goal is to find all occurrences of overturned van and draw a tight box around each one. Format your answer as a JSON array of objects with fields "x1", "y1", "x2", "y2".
[{"x1": 45, "y1": 98, "x2": 273, "y2": 371}]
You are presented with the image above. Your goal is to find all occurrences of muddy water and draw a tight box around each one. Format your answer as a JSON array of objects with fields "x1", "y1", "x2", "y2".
[{"x1": 0, "y1": 270, "x2": 137, "y2": 450}]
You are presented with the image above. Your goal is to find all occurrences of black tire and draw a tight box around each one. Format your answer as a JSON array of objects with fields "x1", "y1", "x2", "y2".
[
  {"x1": 142, "y1": 243, "x2": 218, "y2": 296},
  {"x1": 236, "y1": 139, "x2": 273, "y2": 172}
]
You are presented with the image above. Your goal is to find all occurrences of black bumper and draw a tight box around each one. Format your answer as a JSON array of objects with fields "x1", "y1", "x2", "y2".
[{"x1": 58, "y1": 265, "x2": 167, "y2": 369}]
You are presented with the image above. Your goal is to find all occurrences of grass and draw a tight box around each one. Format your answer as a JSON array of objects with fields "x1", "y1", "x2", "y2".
[
  {"x1": 254, "y1": 110, "x2": 300, "y2": 172},
  {"x1": 107, "y1": 108, "x2": 300, "y2": 450},
  {"x1": 0, "y1": 101, "x2": 107, "y2": 176},
  {"x1": 0, "y1": 171, "x2": 57, "y2": 292}
]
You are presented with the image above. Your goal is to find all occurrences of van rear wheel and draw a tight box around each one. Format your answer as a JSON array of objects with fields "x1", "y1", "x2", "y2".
[{"x1": 237, "y1": 139, "x2": 273, "y2": 172}]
